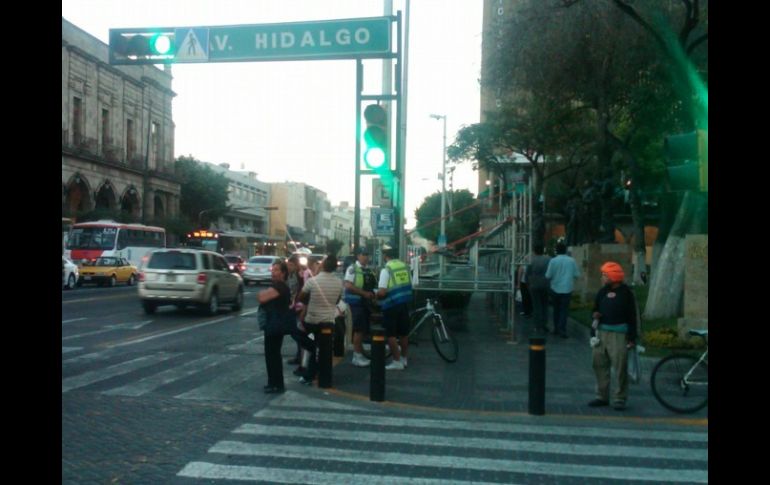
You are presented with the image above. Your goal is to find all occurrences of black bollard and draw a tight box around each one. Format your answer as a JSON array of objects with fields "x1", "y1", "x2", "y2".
[
  {"x1": 333, "y1": 315, "x2": 345, "y2": 357},
  {"x1": 528, "y1": 336, "x2": 546, "y2": 415},
  {"x1": 370, "y1": 328, "x2": 386, "y2": 402},
  {"x1": 318, "y1": 324, "x2": 333, "y2": 388}
]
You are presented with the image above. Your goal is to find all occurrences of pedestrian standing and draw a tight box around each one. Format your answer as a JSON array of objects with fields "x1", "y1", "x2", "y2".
[
  {"x1": 544, "y1": 241, "x2": 581, "y2": 338},
  {"x1": 285, "y1": 255, "x2": 305, "y2": 369},
  {"x1": 296, "y1": 255, "x2": 343, "y2": 385},
  {"x1": 588, "y1": 262, "x2": 637, "y2": 411},
  {"x1": 376, "y1": 246, "x2": 414, "y2": 370},
  {"x1": 258, "y1": 261, "x2": 292, "y2": 394},
  {"x1": 526, "y1": 244, "x2": 551, "y2": 335},
  {"x1": 344, "y1": 248, "x2": 378, "y2": 367}
]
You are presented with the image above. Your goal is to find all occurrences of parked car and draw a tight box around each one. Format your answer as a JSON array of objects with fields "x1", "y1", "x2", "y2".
[
  {"x1": 77, "y1": 256, "x2": 138, "y2": 287},
  {"x1": 243, "y1": 255, "x2": 284, "y2": 286},
  {"x1": 224, "y1": 255, "x2": 246, "y2": 274},
  {"x1": 62, "y1": 256, "x2": 79, "y2": 290},
  {"x1": 137, "y1": 248, "x2": 244, "y2": 315}
]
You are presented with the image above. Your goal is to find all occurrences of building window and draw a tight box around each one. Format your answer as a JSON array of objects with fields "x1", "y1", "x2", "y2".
[
  {"x1": 126, "y1": 119, "x2": 135, "y2": 160},
  {"x1": 151, "y1": 121, "x2": 160, "y2": 168},
  {"x1": 73, "y1": 97, "x2": 83, "y2": 144},
  {"x1": 101, "y1": 108, "x2": 110, "y2": 150}
]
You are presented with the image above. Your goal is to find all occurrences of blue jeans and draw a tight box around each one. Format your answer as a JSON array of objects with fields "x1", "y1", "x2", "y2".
[{"x1": 551, "y1": 292, "x2": 572, "y2": 336}]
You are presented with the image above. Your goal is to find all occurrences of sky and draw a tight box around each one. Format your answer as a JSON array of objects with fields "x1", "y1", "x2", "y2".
[{"x1": 61, "y1": 0, "x2": 484, "y2": 229}]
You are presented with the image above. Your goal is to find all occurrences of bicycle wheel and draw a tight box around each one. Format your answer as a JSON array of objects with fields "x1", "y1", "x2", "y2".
[
  {"x1": 431, "y1": 316, "x2": 458, "y2": 363},
  {"x1": 650, "y1": 354, "x2": 708, "y2": 414}
]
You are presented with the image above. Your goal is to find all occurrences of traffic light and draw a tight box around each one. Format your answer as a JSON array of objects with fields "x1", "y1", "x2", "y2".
[
  {"x1": 362, "y1": 104, "x2": 389, "y2": 170},
  {"x1": 109, "y1": 29, "x2": 176, "y2": 65},
  {"x1": 663, "y1": 130, "x2": 707, "y2": 192}
]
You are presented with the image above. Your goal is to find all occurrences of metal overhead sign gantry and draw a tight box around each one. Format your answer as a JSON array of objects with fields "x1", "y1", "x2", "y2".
[{"x1": 110, "y1": 15, "x2": 405, "y2": 258}]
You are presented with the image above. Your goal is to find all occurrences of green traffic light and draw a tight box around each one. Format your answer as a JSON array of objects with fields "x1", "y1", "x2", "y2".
[
  {"x1": 151, "y1": 34, "x2": 173, "y2": 55},
  {"x1": 364, "y1": 147, "x2": 386, "y2": 169}
]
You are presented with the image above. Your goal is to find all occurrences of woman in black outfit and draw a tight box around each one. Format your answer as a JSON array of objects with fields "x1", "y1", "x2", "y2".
[{"x1": 258, "y1": 261, "x2": 292, "y2": 394}]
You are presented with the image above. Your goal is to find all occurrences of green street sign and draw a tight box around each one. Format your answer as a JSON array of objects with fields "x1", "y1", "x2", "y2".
[{"x1": 110, "y1": 17, "x2": 392, "y2": 65}]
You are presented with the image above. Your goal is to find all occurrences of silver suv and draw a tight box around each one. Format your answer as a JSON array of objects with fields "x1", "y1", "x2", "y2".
[
  {"x1": 243, "y1": 255, "x2": 284, "y2": 285},
  {"x1": 138, "y1": 248, "x2": 244, "y2": 315}
]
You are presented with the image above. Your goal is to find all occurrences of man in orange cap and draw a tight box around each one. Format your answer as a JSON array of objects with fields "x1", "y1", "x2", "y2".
[{"x1": 588, "y1": 261, "x2": 638, "y2": 411}]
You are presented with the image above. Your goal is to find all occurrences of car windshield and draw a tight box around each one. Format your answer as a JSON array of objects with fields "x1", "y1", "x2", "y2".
[
  {"x1": 248, "y1": 257, "x2": 275, "y2": 264},
  {"x1": 95, "y1": 257, "x2": 118, "y2": 266},
  {"x1": 147, "y1": 252, "x2": 197, "y2": 270}
]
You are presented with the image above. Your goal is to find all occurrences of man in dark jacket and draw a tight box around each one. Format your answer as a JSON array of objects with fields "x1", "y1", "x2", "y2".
[
  {"x1": 588, "y1": 261, "x2": 637, "y2": 411},
  {"x1": 526, "y1": 244, "x2": 551, "y2": 335}
]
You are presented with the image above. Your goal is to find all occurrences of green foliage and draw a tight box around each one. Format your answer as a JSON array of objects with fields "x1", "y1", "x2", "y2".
[
  {"x1": 414, "y1": 190, "x2": 480, "y2": 248},
  {"x1": 642, "y1": 328, "x2": 706, "y2": 350},
  {"x1": 175, "y1": 155, "x2": 230, "y2": 227}
]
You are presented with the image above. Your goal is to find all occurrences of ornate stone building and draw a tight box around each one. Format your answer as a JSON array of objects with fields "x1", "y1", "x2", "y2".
[{"x1": 62, "y1": 17, "x2": 180, "y2": 224}]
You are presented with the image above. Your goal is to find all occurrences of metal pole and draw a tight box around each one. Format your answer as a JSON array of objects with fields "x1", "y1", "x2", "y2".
[
  {"x1": 354, "y1": 60, "x2": 363, "y2": 255},
  {"x1": 398, "y1": 1, "x2": 410, "y2": 259},
  {"x1": 440, "y1": 115, "x2": 447, "y2": 277}
]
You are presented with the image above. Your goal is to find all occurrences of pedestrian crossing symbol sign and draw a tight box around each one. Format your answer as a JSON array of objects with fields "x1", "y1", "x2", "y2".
[{"x1": 174, "y1": 28, "x2": 209, "y2": 62}]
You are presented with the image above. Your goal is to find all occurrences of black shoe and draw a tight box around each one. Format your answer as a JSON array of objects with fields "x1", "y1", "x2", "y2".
[
  {"x1": 263, "y1": 386, "x2": 285, "y2": 394},
  {"x1": 298, "y1": 377, "x2": 313, "y2": 386},
  {"x1": 588, "y1": 399, "x2": 609, "y2": 407},
  {"x1": 292, "y1": 366, "x2": 306, "y2": 377},
  {"x1": 560, "y1": 333, "x2": 568, "y2": 339},
  {"x1": 612, "y1": 401, "x2": 627, "y2": 411}
]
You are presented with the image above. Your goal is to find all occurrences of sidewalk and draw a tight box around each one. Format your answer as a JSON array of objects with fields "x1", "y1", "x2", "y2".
[{"x1": 327, "y1": 292, "x2": 707, "y2": 420}]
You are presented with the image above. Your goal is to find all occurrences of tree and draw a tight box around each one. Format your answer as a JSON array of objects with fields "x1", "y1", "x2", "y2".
[
  {"x1": 413, "y1": 190, "x2": 480, "y2": 250},
  {"x1": 175, "y1": 155, "x2": 230, "y2": 228}
]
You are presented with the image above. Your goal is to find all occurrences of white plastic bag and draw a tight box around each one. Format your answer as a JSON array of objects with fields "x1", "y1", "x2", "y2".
[
  {"x1": 627, "y1": 345, "x2": 645, "y2": 384},
  {"x1": 515, "y1": 289, "x2": 522, "y2": 303}
]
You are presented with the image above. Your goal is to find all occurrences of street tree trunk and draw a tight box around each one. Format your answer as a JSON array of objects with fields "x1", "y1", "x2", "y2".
[{"x1": 644, "y1": 191, "x2": 707, "y2": 319}]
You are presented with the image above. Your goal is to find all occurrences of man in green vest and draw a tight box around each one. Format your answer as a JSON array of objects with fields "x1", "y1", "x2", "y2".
[{"x1": 376, "y1": 246, "x2": 413, "y2": 370}]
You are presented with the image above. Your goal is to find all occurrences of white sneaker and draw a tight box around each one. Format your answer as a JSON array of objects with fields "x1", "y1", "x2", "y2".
[
  {"x1": 402, "y1": 357, "x2": 408, "y2": 368},
  {"x1": 352, "y1": 353, "x2": 370, "y2": 367},
  {"x1": 385, "y1": 359, "x2": 405, "y2": 371}
]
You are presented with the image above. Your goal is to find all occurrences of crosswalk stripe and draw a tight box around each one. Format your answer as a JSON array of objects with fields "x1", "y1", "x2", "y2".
[
  {"x1": 255, "y1": 408, "x2": 708, "y2": 443},
  {"x1": 209, "y1": 441, "x2": 708, "y2": 483},
  {"x1": 175, "y1": 358, "x2": 258, "y2": 400},
  {"x1": 233, "y1": 423, "x2": 707, "y2": 461},
  {"x1": 101, "y1": 353, "x2": 237, "y2": 397},
  {"x1": 177, "y1": 461, "x2": 512, "y2": 484},
  {"x1": 227, "y1": 336, "x2": 264, "y2": 351},
  {"x1": 61, "y1": 352, "x2": 178, "y2": 392},
  {"x1": 62, "y1": 346, "x2": 82, "y2": 354}
]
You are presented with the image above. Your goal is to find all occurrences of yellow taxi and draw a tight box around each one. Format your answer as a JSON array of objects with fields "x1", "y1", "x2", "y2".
[{"x1": 78, "y1": 256, "x2": 138, "y2": 287}]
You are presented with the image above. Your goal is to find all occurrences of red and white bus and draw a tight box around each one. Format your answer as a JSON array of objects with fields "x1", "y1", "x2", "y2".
[{"x1": 64, "y1": 220, "x2": 166, "y2": 268}]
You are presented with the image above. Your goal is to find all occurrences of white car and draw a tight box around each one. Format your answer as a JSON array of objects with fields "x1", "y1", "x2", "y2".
[
  {"x1": 62, "y1": 257, "x2": 79, "y2": 290},
  {"x1": 243, "y1": 256, "x2": 284, "y2": 285}
]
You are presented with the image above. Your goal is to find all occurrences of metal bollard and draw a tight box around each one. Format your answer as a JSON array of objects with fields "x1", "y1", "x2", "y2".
[
  {"x1": 318, "y1": 324, "x2": 333, "y2": 388},
  {"x1": 528, "y1": 336, "x2": 546, "y2": 415},
  {"x1": 369, "y1": 327, "x2": 386, "y2": 402}
]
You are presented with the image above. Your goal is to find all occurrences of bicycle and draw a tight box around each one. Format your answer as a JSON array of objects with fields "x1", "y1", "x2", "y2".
[
  {"x1": 649, "y1": 329, "x2": 708, "y2": 414},
  {"x1": 362, "y1": 298, "x2": 458, "y2": 363}
]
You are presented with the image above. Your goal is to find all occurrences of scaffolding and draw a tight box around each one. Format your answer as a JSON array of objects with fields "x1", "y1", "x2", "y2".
[{"x1": 413, "y1": 178, "x2": 532, "y2": 341}]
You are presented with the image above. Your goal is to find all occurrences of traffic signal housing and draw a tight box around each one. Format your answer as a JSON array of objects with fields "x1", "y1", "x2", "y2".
[
  {"x1": 663, "y1": 130, "x2": 707, "y2": 192},
  {"x1": 362, "y1": 104, "x2": 389, "y2": 170},
  {"x1": 109, "y1": 29, "x2": 176, "y2": 65}
]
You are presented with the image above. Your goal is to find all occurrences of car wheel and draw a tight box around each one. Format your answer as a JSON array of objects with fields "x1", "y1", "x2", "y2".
[
  {"x1": 109, "y1": 275, "x2": 117, "y2": 287},
  {"x1": 142, "y1": 301, "x2": 157, "y2": 315},
  {"x1": 232, "y1": 287, "x2": 244, "y2": 311},
  {"x1": 205, "y1": 290, "x2": 219, "y2": 316},
  {"x1": 127, "y1": 274, "x2": 136, "y2": 286},
  {"x1": 66, "y1": 273, "x2": 76, "y2": 290}
]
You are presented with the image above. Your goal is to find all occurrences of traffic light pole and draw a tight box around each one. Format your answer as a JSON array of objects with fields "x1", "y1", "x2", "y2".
[{"x1": 354, "y1": 12, "x2": 403, "y2": 259}]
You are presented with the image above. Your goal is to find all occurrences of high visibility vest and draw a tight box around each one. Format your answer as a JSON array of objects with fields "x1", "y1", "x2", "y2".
[
  {"x1": 380, "y1": 259, "x2": 413, "y2": 310},
  {"x1": 343, "y1": 264, "x2": 368, "y2": 306}
]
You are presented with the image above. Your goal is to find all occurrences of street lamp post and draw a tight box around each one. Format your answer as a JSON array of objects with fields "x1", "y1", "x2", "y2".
[{"x1": 430, "y1": 113, "x2": 447, "y2": 276}]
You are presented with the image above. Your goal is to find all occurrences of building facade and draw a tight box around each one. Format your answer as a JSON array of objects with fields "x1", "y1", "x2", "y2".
[
  {"x1": 62, "y1": 18, "x2": 180, "y2": 226},
  {"x1": 268, "y1": 182, "x2": 332, "y2": 251}
]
